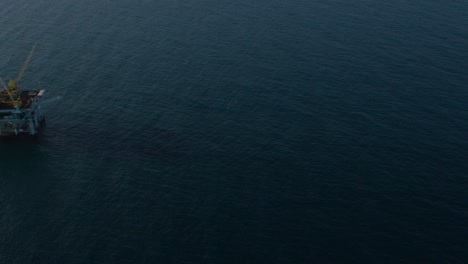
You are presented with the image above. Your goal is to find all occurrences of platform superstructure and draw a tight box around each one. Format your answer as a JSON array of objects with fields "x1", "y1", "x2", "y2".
[{"x1": 0, "y1": 42, "x2": 45, "y2": 137}]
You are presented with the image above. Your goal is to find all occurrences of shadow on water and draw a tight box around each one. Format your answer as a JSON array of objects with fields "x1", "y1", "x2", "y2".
[
  {"x1": 40, "y1": 122, "x2": 194, "y2": 165},
  {"x1": 0, "y1": 137, "x2": 50, "y2": 179},
  {"x1": 0, "y1": 124, "x2": 201, "y2": 263},
  {"x1": 0, "y1": 138, "x2": 53, "y2": 206},
  {"x1": 0, "y1": 138, "x2": 54, "y2": 252}
]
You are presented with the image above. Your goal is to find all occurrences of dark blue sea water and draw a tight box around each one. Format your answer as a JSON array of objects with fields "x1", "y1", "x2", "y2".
[{"x1": 0, "y1": 0, "x2": 467, "y2": 263}]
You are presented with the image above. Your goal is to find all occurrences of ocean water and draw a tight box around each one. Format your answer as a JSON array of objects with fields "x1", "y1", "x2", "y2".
[{"x1": 0, "y1": 0, "x2": 467, "y2": 262}]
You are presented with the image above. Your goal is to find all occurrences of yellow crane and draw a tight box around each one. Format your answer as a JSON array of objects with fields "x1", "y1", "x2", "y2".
[{"x1": 0, "y1": 41, "x2": 38, "y2": 108}]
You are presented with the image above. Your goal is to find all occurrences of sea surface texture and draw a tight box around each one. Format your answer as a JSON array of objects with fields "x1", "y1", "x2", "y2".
[{"x1": 0, "y1": 0, "x2": 467, "y2": 263}]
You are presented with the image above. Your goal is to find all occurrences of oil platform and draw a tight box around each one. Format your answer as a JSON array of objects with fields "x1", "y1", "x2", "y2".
[{"x1": 0, "y1": 42, "x2": 45, "y2": 137}]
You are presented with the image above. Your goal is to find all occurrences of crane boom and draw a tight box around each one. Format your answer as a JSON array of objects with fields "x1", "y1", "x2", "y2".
[{"x1": 17, "y1": 41, "x2": 38, "y2": 83}]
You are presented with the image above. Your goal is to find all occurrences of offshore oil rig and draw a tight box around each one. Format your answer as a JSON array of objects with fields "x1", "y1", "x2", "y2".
[{"x1": 0, "y1": 42, "x2": 45, "y2": 137}]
